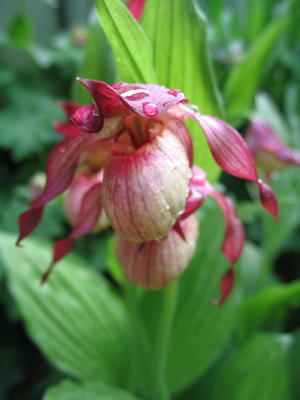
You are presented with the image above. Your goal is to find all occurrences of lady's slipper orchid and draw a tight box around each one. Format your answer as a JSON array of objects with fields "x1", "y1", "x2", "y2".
[
  {"x1": 17, "y1": 79, "x2": 278, "y2": 293},
  {"x1": 245, "y1": 119, "x2": 300, "y2": 176},
  {"x1": 115, "y1": 214, "x2": 199, "y2": 289}
]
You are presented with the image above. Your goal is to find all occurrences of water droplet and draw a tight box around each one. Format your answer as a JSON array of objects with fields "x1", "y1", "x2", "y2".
[
  {"x1": 166, "y1": 204, "x2": 170, "y2": 210},
  {"x1": 270, "y1": 171, "x2": 281, "y2": 180},
  {"x1": 163, "y1": 102, "x2": 171, "y2": 107},
  {"x1": 120, "y1": 88, "x2": 150, "y2": 101},
  {"x1": 142, "y1": 102, "x2": 159, "y2": 117},
  {"x1": 93, "y1": 109, "x2": 99, "y2": 116},
  {"x1": 189, "y1": 104, "x2": 199, "y2": 112},
  {"x1": 167, "y1": 89, "x2": 185, "y2": 99}
]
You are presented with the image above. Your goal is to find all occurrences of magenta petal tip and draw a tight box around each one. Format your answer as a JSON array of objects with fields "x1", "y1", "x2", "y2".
[
  {"x1": 212, "y1": 267, "x2": 236, "y2": 306},
  {"x1": 258, "y1": 179, "x2": 279, "y2": 223}
]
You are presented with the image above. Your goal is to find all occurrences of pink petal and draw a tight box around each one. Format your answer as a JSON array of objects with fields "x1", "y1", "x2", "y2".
[
  {"x1": 53, "y1": 102, "x2": 83, "y2": 138},
  {"x1": 17, "y1": 135, "x2": 89, "y2": 244},
  {"x1": 197, "y1": 115, "x2": 258, "y2": 181},
  {"x1": 180, "y1": 166, "x2": 208, "y2": 220},
  {"x1": 41, "y1": 182, "x2": 103, "y2": 283},
  {"x1": 69, "y1": 182, "x2": 103, "y2": 239},
  {"x1": 73, "y1": 80, "x2": 189, "y2": 134},
  {"x1": 70, "y1": 103, "x2": 104, "y2": 134},
  {"x1": 16, "y1": 206, "x2": 44, "y2": 246},
  {"x1": 212, "y1": 267, "x2": 236, "y2": 305},
  {"x1": 115, "y1": 83, "x2": 189, "y2": 118},
  {"x1": 212, "y1": 192, "x2": 245, "y2": 263},
  {"x1": 32, "y1": 135, "x2": 89, "y2": 208},
  {"x1": 41, "y1": 238, "x2": 75, "y2": 284},
  {"x1": 126, "y1": 0, "x2": 146, "y2": 21},
  {"x1": 258, "y1": 179, "x2": 279, "y2": 223}
]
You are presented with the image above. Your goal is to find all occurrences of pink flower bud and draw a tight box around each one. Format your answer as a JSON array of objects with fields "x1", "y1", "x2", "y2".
[
  {"x1": 102, "y1": 129, "x2": 191, "y2": 242},
  {"x1": 115, "y1": 214, "x2": 199, "y2": 289},
  {"x1": 64, "y1": 172, "x2": 109, "y2": 232},
  {"x1": 245, "y1": 119, "x2": 300, "y2": 175}
]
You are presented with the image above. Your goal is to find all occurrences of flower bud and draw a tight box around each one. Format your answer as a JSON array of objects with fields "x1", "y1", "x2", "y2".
[
  {"x1": 64, "y1": 172, "x2": 109, "y2": 232},
  {"x1": 115, "y1": 214, "x2": 199, "y2": 289},
  {"x1": 102, "y1": 129, "x2": 191, "y2": 242}
]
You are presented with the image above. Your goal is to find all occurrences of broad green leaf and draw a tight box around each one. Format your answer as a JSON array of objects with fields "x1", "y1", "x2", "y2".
[
  {"x1": 137, "y1": 202, "x2": 239, "y2": 395},
  {"x1": 197, "y1": 334, "x2": 290, "y2": 400},
  {"x1": 43, "y1": 380, "x2": 142, "y2": 400},
  {"x1": 8, "y1": 11, "x2": 33, "y2": 50},
  {"x1": 0, "y1": 233, "x2": 131, "y2": 386},
  {"x1": 225, "y1": 15, "x2": 289, "y2": 122},
  {"x1": 238, "y1": 281, "x2": 300, "y2": 342},
  {"x1": 72, "y1": 11, "x2": 116, "y2": 104},
  {"x1": 287, "y1": 329, "x2": 300, "y2": 400},
  {"x1": 94, "y1": 0, "x2": 157, "y2": 83},
  {"x1": 140, "y1": 0, "x2": 222, "y2": 181}
]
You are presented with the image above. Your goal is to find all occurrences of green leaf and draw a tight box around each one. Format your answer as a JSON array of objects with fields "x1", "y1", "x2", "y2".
[
  {"x1": 8, "y1": 11, "x2": 33, "y2": 50},
  {"x1": 287, "y1": 329, "x2": 300, "y2": 400},
  {"x1": 140, "y1": 0, "x2": 222, "y2": 181},
  {"x1": 0, "y1": 86, "x2": 62, "y2": 161},
  {"x1": 94, "y1": 0, "x2": 157, "y2": 83},
  {"x1": 0, "y1": 233, "x2": 131, "y2": 385},
  {"x1": 224, "y1": 15, "x2": 289, "y2": 123},
  {"x1": 43, "y1": 380, "x2": 142, "y2": 400},
  {"x1": 238, "y1": 281, "x2": 300, "y2": 342},
  {"x1": 72, "y1": 11, "x2": 116, "y2": 104},
  {"x1": 198, "y1": 334, "x2": 289, "y2": 400},
  {"x1": 137, "y1": 202, "x2": 239, "y2": 395}
]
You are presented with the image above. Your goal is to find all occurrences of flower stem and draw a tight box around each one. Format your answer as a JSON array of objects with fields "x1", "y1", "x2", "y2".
[{"x1": 150, "y1": 282, "x2": 178, "y2": 400}]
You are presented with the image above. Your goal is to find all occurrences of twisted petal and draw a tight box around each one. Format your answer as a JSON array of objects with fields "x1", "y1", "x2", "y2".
[
  {"x1": 197, "y1": 115, "x2": 258, "y2": 181},
  {"x1": 53, "y1": 102, "x2": 83, "y2": 138},
  {"x1": 177, "y1": 105, "x2": 279, "y2": 222},
  {"x1": 72, "y1": 79, "x2": 189, "y2": 134},
  {"x1": 212, "y1": 267, "x2": 236, "y2": 306},
  {"x1": 212, "y1": 192, "x2": 245, "y2": 263},
  {"x1": 17, "y1": 135, "x2": 90, "y2": 244},
  {"x1": 258, "y1": 179, "x2": 279, "y2": 223},
  {"x1": 42, "y1": 182, "x2": 103, "y2": 283}
]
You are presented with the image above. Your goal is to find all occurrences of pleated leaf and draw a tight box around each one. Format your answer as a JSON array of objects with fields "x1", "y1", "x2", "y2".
[
  {"x1": 43, "y1": 380, "x2": 142, "y2": 400},
  {"x1": 238, "y1": 281, "x2": 300, "y2": 342},
  {"x1": 138, "y1": 202, "x2": 239, "y2": 394},
  {"x1": 140, "y1": 0, "x2": 222, "y2": 180},
  {"x1": 0, "y1": 233, "x2": 130, "y2": 386},
  {"x1": 72, "y1": 11, "x2": 116, "y2": 104},
  {"x1": 199, "y1": 334, "x2": 289, "y2": 400},
  {"x1": 224, "y1": 14, "x2": 289, "y2": 122},
  {"x1": 94, "y1": 0, "x2": 157, "y2": 83}
]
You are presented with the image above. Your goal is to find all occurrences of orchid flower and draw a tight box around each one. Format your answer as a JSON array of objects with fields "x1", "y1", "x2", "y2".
[
  {"x1": 245, "y1": 119, "x2": 300, "y2": 177},
  {"x1": 115, "y1": 214, "x2": 199, "y2": 289},
  {"x1": 17, "y1": 79, "x2": 278, "y2": 292}
]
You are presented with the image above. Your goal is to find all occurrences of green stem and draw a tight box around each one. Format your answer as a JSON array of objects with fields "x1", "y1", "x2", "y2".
[{"x1": 150, "y1": 283, "x2": 178, "y2": 400}]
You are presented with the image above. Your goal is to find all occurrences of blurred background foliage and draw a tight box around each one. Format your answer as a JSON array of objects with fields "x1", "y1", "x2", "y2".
[{"x1": 0, "y1": 0, "x2": 300, "y2": 399}]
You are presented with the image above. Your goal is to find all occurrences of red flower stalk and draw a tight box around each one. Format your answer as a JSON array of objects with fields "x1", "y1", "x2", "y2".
[{"x1": 245, "y1": 119, "x2": 300, "y2": 176}]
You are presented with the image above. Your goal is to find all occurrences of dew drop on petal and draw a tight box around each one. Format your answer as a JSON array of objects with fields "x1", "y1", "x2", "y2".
[
  {"x1": 163, "y1": 102, "x2": 171, "y2": 107},
  {"x1": 120, "y1": 88, "x2": 150, "y2": 101},
  {"x1": 189, "y1": 104, "x2": 199, "y2": 112},
  {"x1": 167, "y1": 89, "x2": 185, "y2": 98},
  {"x1": 142, "y1": 102, "x2": 159, "y2": 117}
]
